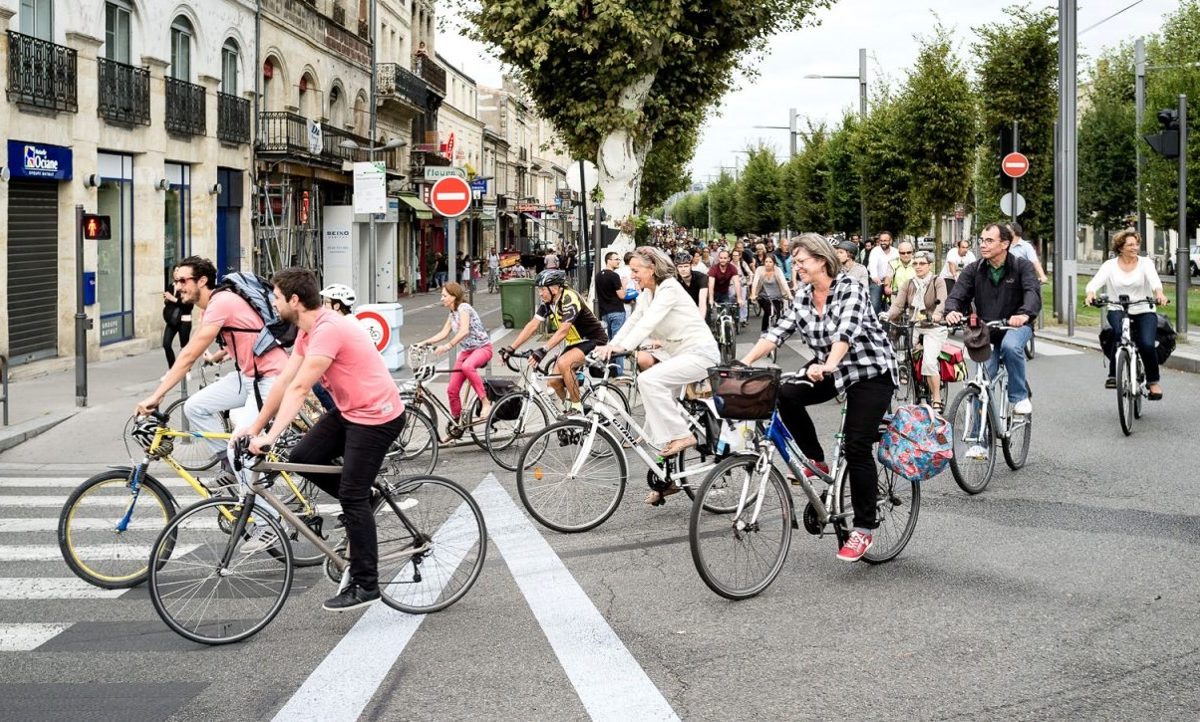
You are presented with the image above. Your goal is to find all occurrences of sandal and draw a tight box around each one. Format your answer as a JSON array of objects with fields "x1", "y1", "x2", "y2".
[
  {"x1": 931, "y1": 401, "x2": 945, "y2": 413},
  {"x1": 1104, "y1": 377, "x2": 1117, "y2": 389},
  {"x1": 644, "y1": 485, "x2": 682, "y2": 506}
]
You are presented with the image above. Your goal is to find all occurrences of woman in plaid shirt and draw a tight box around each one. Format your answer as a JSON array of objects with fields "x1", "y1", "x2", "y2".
[{"x1": 741, "y1": 233, "x2": 898, "y2": 563}]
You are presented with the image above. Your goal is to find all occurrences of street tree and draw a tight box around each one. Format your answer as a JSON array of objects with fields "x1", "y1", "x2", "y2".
[
  {"x1": 736, "y1": 145, "x2": 783, "y2": 235},
  {"x1": 851, "y1": 90, "x2": 911, "y2": 240},
  {"x1": 897, "y1": 26, "x2": 976, "y2": 262},
  {"x1": 972, "y1": 6, "x2": 1058, "y2": 241},
  {"x1": 781, "y1": 124, "x2": 829, "y2": 232},
  {"x1": 463, "y1": 0, "x2": 832, "y2": 245},
  {"x1": 1078, "y1": 44, "x2": 1137, "y2": 240},
  {"x1": 708, "y1": 171, "x2": 740, "y2": 237},
  {"x1": 822, "y1": 115, "x2": 861, "y2": 236}
]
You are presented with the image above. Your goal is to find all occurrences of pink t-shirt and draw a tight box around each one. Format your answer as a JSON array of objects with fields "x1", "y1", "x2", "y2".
[
  {"x1": 296, "y1": 308, "x2": 403, "y2": 424},
  {"x1": 202, "y1": 291, "x2": 289, "y2": 378}
]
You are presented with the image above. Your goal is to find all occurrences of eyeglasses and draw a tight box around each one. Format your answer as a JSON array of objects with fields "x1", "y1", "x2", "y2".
[
  {"x1": 913, "y1": 260, "x2": 930, "y2": 266},
  {"x1": 979, "y1": 237, "x2": 1001, "y2": 246},
  {"x1": 898, "y1": 251, "x2": 913, "y2": 255},
  {"x1": 172, "y1": 276, "x2": 194, "y2": 284}
]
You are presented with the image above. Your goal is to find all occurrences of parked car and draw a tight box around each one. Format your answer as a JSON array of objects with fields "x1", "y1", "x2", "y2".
[{"x1": 1163, "y1": 245, "x2": 1200, "y2": 277}]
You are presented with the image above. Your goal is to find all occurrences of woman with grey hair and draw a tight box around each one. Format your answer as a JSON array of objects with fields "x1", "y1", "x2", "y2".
[
  {"x1": 597, "y1": 246, "x2": 720, "y2": 505},
  {"x1": 886, "y1": 249, "x2": 949, "y2": 410},
  {"x1": 741, "y1": 232, "x2": 897, "y2": 563}
]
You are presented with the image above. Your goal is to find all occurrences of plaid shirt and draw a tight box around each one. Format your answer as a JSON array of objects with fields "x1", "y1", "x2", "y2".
[{"x1": 762, "y1": 272, "x2": 898, "y2": 393}]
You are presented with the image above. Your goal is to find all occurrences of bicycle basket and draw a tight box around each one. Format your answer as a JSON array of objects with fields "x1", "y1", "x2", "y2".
[
  {"x1": 708, "y1": 366, "x2": 780, "y2": 421},
  {"x1": 408, "y1": 344, "x2": 434, "y2": 369}
]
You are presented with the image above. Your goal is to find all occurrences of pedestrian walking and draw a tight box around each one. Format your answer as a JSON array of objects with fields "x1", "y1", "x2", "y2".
[
  {"x1": 595, "y1": 252, "x2": 628, "y2": 373},
  {"x1": 161, "y1": 265, "x2": 193, "y2": 369}
]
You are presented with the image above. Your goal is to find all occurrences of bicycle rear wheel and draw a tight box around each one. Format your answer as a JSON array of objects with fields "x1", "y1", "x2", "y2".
[
  {"x1": 517, "y1": 419, "x2": 626, "y2": 533},
  {"x1": 689, "y1": 454, "x2": 792, "y2": 600},
  {"x1": 149, "y1": 497, "x2": 293, "y2": 645},
  {"x1": 375, "y1": 476, "x2": 487, "y2": 614},
  {"x1": 1116, "y1": 348, "x2": 1134, "y2": 436},
  {"x1": 485, "y1": 391, "x2": 550, "y2": 472},
  {"x1": 58, "y1": 469, "x2": 177, "y2": 588},
  {"x1": 947, "y1": 386, "x2": 996, "y2": 494},
  {"x1": 837, "y1": 458, "x2": 920, "y2": 564},
  {"x1": 383, "y1": 408, "x2": 439, "y2": 477},
  {"x1": 161, "y1": 397, "x2": 228, "y2": 471}
]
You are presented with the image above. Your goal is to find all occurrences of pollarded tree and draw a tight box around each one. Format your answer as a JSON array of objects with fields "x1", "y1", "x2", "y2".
[
  {"x1": 897, "y1": 26, "x2": 976, "y2": 262},
  {"x1": 463, "y1": 0, "x2": 833, "y2": 247},
  {"x1": 1078, "y1": 43, "x2": 1137, "y2": 236},
  {"x1": 736, "y1": 145, "x2": 783, "y2": 235}
]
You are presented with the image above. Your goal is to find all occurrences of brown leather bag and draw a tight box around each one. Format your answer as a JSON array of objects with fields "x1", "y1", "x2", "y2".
[{"x1": 708, "y1": 366, "x2": 781, "y2": 420}]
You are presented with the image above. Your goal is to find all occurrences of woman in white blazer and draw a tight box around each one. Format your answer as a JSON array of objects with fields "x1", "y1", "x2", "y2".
[{"x1": 597, "y1": 246, "x2": 720, "y2": 504}]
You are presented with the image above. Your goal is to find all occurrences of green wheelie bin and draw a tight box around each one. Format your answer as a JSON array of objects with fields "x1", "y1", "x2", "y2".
[{"x1": 500, "y1": 278, "x2": 536, "y2": 329}]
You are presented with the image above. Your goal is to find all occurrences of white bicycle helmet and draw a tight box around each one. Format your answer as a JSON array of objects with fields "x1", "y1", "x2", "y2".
[{"x1": 320, "y1": 283, "x2": 356, "y2": 309}]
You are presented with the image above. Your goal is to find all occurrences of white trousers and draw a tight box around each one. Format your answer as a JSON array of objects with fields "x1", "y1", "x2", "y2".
[
  {"x1": 637, "y1": 348, "x2": 718, "y2": 447},
  {"x1": 916, "y1": 325, "x2": 949, "y2": 378},
  {"x1": 184, "y1": 371, "x2": 277, "y2": 454}
]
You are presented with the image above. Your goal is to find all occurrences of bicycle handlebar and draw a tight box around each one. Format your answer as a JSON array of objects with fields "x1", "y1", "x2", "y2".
[{"x1": 1090, "y1": 295, "x2": 1162, "y2": 308}]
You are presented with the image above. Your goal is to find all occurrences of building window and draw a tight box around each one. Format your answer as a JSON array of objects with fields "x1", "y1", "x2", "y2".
[
  {"x1": 329, "y1": 86, "x2": 344, "y2": 128},
  {"x1": 170, "y1": 17, "x2": 193, "y2": 81},
  {"x1": 221, "y1": 40, "x2": 239, "y2": 95},
  {"x1": 19, "y1": 0, "x2": 53, "y2": 40},
  {"x1": 164, "y1": 163, "x2": 192, "y2": 290},
  {"x1": 104, "y1": 2, "x2": 131, "y2": 64}
]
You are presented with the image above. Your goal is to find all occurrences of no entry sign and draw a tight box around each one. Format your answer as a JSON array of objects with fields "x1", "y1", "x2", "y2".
[
  {"x1": 1002, "y1": 152, "x2": 1030, "y2": 179},
  {"x1": 429, "y1": 176, "x2": 471, "y2": 218}
]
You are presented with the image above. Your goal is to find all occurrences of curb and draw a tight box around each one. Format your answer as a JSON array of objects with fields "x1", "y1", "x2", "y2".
[
  {"x1": 0, "y1": 411, "x2": 78, "y2": 453},
  {"x1": 1038, "y1": 328, "x2": 1200, "y2": 374}
]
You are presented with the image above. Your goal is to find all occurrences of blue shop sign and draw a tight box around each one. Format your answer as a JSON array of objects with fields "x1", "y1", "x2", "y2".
[{"x1": 7, "y1": 140, "x2": 73, "y2": 180}]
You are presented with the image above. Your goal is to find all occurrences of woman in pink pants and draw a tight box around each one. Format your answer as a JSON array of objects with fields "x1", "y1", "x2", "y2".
[{"x1": 418, "y1": 282, "x2": 494, "y2": 430}]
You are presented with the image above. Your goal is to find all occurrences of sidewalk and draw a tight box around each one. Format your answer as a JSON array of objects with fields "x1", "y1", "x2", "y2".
[{"x1": 1037, "y1": 322, "x2": 1200, "y2": 374}]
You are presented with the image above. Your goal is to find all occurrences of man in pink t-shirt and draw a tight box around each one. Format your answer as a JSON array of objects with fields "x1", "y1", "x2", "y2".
[
  {"x1": 136, "y1": 257, "x2": 289, "y2": 457},
  {"x1": 238, "y1": 267, "x2": 406, "y2": 613}
]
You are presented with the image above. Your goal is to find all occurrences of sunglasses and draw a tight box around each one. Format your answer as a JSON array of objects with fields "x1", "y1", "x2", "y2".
[{"x1": 172, "y1": 276, "x2": 195, "y2": 284}]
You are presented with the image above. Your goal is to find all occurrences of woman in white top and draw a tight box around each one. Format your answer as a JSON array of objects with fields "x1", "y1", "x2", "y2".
[
  {"x1": 939, "y1": 239, "x2": 976, "y2": 297},
  {"x1": 1084, "y1": 230, "x2": 1168, "y2": 398},
  {"x1": 749, "y1": 254, "x2": 794, "y2": 332},
  {"x1": 597, "y1": 246, "x2": 720, "y2": 505}
]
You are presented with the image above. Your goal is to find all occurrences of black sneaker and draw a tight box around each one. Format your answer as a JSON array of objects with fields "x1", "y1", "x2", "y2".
[{"x1": 323, "y1": 584, "x2": 381, "y2": 612}]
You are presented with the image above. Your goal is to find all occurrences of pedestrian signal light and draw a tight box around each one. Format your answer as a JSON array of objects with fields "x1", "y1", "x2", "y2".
[
  {"x1": 82, "y1": 214, "x2": 112, "y2": 240},
  {"x1": 1144, "y1": 109, "x2": 1181, "y2": 160}
]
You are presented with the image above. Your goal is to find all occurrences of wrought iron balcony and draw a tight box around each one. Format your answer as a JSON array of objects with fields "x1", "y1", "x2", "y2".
[
  {"x1": 412, "y1": 54, "x2": 446, "y2": 95},
  {"x1": 217, "y1": 92, "x2": 251, "y2": 144},
  {"x1": 256, "y1": 111, "x2": 368, "y2": 166},
  {"x1": 165, "y1": 77, "x2": 206, "y2": 136},
  {"x1": 6, "y1": 30, "x2": 77, "y2": 112},
  {"x1": 377, "y1": 63, "x2": 425, "y2": 110},
  {"x1": 97, "y1": 57, "x2": 149, "y2": 125}
]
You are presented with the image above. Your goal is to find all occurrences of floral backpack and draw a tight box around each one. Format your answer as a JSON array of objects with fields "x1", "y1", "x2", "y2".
[{"x1": 877, "y1": 404, "x2": 953, "y2": 482}]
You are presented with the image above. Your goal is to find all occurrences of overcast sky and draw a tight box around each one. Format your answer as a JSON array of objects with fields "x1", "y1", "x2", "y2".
[{"x1": 437, "y1": 0, "x2": 1180, "y2": 184}]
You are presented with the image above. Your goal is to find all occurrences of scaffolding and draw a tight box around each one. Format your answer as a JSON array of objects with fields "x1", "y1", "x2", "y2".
[{"x1": 254, "y1": 177, "x2": 323, "y2": 278}]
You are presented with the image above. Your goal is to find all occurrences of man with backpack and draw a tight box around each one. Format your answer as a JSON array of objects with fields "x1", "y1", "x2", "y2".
[{"x1": 135, "y1": 256, "x2": 291, "y2": 459}]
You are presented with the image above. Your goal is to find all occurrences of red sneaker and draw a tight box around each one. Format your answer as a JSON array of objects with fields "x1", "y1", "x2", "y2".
[
  {"x1": 790, "y1": 461, "x2": 829, "y2": 486},
  {"x1": 836, "y1": 531, "x2": 873, "y2": 562}
]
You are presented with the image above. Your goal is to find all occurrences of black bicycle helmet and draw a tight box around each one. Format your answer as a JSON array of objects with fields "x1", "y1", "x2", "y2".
[
  {"x1": 131, "y1": 415, "x2": 164, "y2": 452},
  {"x1": 674, "y1": 251, "x2": 694, "y2": 265},
  {"x1": 535, "y1": 269, "x2": 567, "y2": 288}
]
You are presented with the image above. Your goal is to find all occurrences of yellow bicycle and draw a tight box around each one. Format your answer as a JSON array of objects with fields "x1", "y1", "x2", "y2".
[{"x1": 58, "y1": 412, "x2": 333, "y2": 589}]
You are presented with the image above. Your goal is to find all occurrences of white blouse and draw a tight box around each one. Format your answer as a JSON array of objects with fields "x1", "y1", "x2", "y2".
[{"x1": 1085, "y1": 256, "x2": 1163, "y2": 315}]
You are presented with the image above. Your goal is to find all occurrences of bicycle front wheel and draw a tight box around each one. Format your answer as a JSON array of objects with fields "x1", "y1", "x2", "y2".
[
  {"x1": 1002, "y1": 411, "x2": 1033, "y2": 470},
  {"x1": 149, "y1": 498, "x2": 293, "y2": 645},
  {"x1": 375, "y1": 476, "x2": 487, "y2": 614},
  {"x1": 1116, "y1": 348, "x2": 1134, "y2": 436},
  {"x1": 947, "y1": 386, "x2": 996, "y2": 494},
  {"x1": 485, "y1": 391, "x2": 550, "y2": 472},
  {"x1": 58, "y1": 469, "x2": 178, "y2": 588},
  {"x1": 689, "y1": 454, "x2": 792, "y2": 600},
  {"x1": 719, "y1": 319, "x2": 736, "y2": 365},
  {"x1": 384, "y1": 408, "x2": 439, "y2": 477},
  {"x1": 517, "y1": 419, "x2": 627, "y2": 533},
  {"x1": 837, "y1": 457, "x2": 920, "y2": 564}
]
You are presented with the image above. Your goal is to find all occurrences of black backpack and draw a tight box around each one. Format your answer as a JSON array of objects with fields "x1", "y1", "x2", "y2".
[{"x1": 213, "y1": 272, "x2": 297, "y2": 356}]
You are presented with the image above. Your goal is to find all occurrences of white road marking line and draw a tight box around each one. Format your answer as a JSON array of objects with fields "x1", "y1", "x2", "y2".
[
  {"x1": 1, "y1": 496, "x2": 126, "y2": 508},
  {"x1": 0, "y1": 578, "x2": 126, "y2": 599},
  {"x1": 0, "y1": 518, "x2": 165, "y2": 533},
  {"x1": 272, "y1": 484, "x2": 479, "y2": 722},
  {"x1": 0, "y1": 623, "x2": 71, "y2": 651},
  {"x1": 474, "y1": 477, "x2": 680, "y2": 721},
  {"x1": 1030, "y1": 340, "x2": 1083, "y2": 357},
  {"x1": 0, "y1": 544, "x2": 198, "y2": 562}
]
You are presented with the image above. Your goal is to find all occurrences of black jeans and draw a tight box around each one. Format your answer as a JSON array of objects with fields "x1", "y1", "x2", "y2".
[
  {"x1": 162, "y1": 322, "x2": 191, "y2": 369},
  {"x1": 758, "y1": 297, "x2": 783, "y2": 333},
  {"x1": 777, "y1": 372, "x2": 895, "y2": 530},
  {"x1": 1106, "y1": 310, "x2": 1160, "y2": 383},
  {"x1": 288, "y1": 408, "x2": 406, "y2": 592}
]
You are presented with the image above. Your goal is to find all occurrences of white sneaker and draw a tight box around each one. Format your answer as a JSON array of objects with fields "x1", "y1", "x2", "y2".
[
  {"x1": 1012, "y1": 399, "x2": 1033, "y2": 415},
  {"x1": 965, "y1": 445, "x2": 989, "y2": 461},
  {"x1": 396, "y1": 498, "x2": 419, "y2": 512},
  {"x1": 241, "y1": 525, "x2": 279, "y2": 554}
]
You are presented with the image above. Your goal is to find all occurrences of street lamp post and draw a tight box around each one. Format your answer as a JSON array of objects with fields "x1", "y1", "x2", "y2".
[
  {"x1": 340, "y1": 137, "x2": 406, "y2": 304},
  {"x1": 804, "y1": 47, "x2": 869, "y2": 242}
]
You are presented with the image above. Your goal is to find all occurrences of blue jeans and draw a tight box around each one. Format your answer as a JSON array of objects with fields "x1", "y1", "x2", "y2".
[
  {"x1": 1106, "y1": 310, "x2": 1160, "y2": 383},
  {"x1": 869, "y1": 282, "x2": 884, "y2": 313},
  {"x1": 984, "y1": 324, "x2": 1033, "y2": 402},
  {"x1": 602, "y1": 310, "x2": 627, "y2": 374}
]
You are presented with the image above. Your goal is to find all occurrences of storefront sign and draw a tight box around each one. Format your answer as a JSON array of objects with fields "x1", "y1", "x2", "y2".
[
  {"x1": 352, "y1": 161, "x2": 387, "y2": 214},
  {"x1": 423, "y1": 166, "x2": 467, "y2": 181},
  {"x1": 8, "y1": 140, "x2": 72, "y2": 180},
  {"x1": 322, "y1": 206, "x2": 354, "y2": 290}
]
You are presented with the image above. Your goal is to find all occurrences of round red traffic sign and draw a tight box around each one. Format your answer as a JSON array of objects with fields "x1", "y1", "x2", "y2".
[
  {"x1": 355, "y1": 310, "x2": 390, "y2": 352},
  {"x1": 429, "y1": 176, "x2": 472, "y2": 218},
  {"x1": 1002, "y1": 152, "x2": 1029, "y2": 179}
]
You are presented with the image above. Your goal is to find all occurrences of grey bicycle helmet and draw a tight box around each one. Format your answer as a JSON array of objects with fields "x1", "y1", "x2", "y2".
[
  {"x1": 674, "y1": 251, "x2": 694, "y2": 265},
  {"x1": 535, "y1": 269, "x2": 567, "y2": 288}
]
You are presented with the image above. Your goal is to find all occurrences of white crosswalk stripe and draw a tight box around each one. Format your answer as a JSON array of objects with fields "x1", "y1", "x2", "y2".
[
  {"x1": 0, "y1": 623, "x2": 72, "y2": 651},
  {"x1": 0, "y1": 578, "x2": 126, "y2": 599},
  {"x1": 0, "y1": 544, "x2": 198, "y2": 562},
  {"x1": 0, "y1": 476, "x2": 195, "y2": 489}
]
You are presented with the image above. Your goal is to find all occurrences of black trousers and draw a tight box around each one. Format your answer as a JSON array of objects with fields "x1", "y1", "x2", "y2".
[
  {"x1": 288, "y1": 408, "x2": 406, "y2": 591},
  {"x1": 777, "y1": 372, "x2": 895, "y2": 530},
  {"x1": 162, "y1": 322, "x2": 191, "y2": 369},
  {"x1": 758, "y1": 297, "x2": 784, "y2": 333}
]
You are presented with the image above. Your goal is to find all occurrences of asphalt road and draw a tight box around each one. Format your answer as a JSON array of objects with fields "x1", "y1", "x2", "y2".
[{"x1": 2, "y1": 292, "x2": 1199, "y2": 721}]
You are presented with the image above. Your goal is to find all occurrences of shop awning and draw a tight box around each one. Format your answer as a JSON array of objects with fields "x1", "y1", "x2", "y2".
[{"x1": 397, "y1": 194, "x2": 433, "y2": 220}]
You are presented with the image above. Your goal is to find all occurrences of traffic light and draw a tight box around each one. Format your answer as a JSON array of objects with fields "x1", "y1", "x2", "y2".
[
  {"x1": 82, "y1": 214, "x2": 111, "y2": 240},
  {"x1": 1144, "y1": 109, "x2": 1180, "y2": 159}
]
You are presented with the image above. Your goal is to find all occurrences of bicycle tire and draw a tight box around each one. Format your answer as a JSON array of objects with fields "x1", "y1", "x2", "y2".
[
  {"x1": 485, "y1": 391, "x2": 551, "y2": 472},
  {"x1": 384, "y1": 407, "x2": 439, "y2": 477},
  {"x1": 58, "y1": 469, "x2": 178, "y2": 589},
  {"x1": 375, "y1": 476, "x2": 487, "y2": 614},
  {"x1": 947, "y1": 386, "x2": 996, "y2": 494},
  {"x1": 689, "y1": 454, "x2": 792, "y2": 600},
  {"x1": 1001, "y1": 412, "x2": 1032, "y2": 470},
  {"x1": 1116, "y1": 348, "x2": 1134, "y2": 436},
  {"x1": 465, "y1": 396, "x2": 488, "y2": 449},
  {"x1": 1024, "y1": 334, "x2": 1035, "y2": 360},
  {"x1": 836, "y1": 457, "x2": 920, "y2": 564},
  {"x1": 1133, "y1": 354, "x2": 1144, "y2": 419},
  {"x1": 719, "y1": 318, "x2": 736, "y2": 365},
  {"x1": 161, "y1": 397, "x2": 229, "y2": 471},
  {"x1": 275, "y1": 476, "x2": 333, "y2": 568},
  {"x1": 517, "y1": 419, "x2": 627, "y2": 533},
  {"x1": 149, "y1": 497, "x2": 293, "y2": 645}
]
